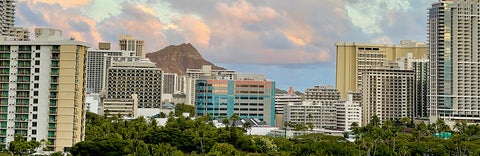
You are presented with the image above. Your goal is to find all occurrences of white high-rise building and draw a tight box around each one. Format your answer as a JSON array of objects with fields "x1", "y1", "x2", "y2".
[
  {"x1": 428, "y1": 0, "x2": 480, "y2": 122},
  {"x1": 0, "y1": 0, "x2": 15, "y2": 36},
  {"x1": 0, "y1": 28, "x2": 89, "y2": 151}
]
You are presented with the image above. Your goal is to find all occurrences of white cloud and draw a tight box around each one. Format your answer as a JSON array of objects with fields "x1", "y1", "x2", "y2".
[{"x1": 345, "y1": 0, "x2": 411, "y2": 35}]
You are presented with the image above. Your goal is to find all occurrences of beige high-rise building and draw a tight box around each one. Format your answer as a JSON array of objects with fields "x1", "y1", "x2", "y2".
[
  {"x1": 335, "y1": 40, "x2": 428, "y2": 99},
  {"x1": 119, "y1": 34, "x2": 145, "y2": 58},
  {"x1": 0, "y1": 28, "x2": 89, "y2": 151}
]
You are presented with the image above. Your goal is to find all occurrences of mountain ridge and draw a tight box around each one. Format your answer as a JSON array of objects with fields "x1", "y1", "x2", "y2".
[{"x1": 146, "y1": 43, "x2": 225, "y2": 75}]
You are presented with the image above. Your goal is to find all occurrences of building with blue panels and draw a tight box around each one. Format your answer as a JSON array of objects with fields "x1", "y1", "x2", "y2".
[{"x1": 195, "y1": 79, "x2": 275, "y2": 126}]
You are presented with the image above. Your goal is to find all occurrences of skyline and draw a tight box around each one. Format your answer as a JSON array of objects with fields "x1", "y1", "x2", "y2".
[{"x1": 15, "y1": 0, "x2": 435, "y2": 91}]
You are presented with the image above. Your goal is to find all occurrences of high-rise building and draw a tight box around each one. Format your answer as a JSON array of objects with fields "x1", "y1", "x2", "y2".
[
  {"x1": 412, "y1": 56, "x2": 430, "y2": 119},
  {"x1": 303, "y1": 85, "x2": 341, "y2": 105},
  {"x1": 163, "y1": 73, "x2": 177, "y2": 94},
  {"x1": 186, "y1": 65, "x2": 237, "y2": 105},
  {"x1": 335, "y1": 92, "x2": 362, "y2": 132},
  {"x1": 0, "y1": 0, "x2": 15, "y2": 36},
  {"x1": 284, "y1": 102, "x2": 337, "y2": 130},
  {"x1": 119, "y1": 34, "x2": 145, "y2": 58},
  {"x1": 359, "y1": 66, "x2": 414, "y2": 125},
  {"x1": 195, "y1": 79, "x2": 276, "y2": 126},
  {"x1": 86, "y1": 49, "x2": 124, "y2": 93},
  {"x1": 0, "y1": 28, "x2": 89, "y2": 151},
  {"x1": 105, "y1": 58, "x2": 162, "y2": 108},
  {"x1": 428, "y1": 0, "x2": 480, "y2": 122},
  {"x1": 336, "y1": 41, "x2": 428, "y2": 99}
]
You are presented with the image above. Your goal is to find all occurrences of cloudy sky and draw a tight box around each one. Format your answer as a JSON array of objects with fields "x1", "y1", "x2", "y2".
[{"x1": 15, "y1": 0, "x2": 435, "y2": 92}]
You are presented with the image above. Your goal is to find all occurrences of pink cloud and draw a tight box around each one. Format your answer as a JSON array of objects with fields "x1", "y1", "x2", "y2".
[
  {"x1": 18, "y1": 0, "x2": 93, "y2": 8},
  {"x1": 23, "y1": 3, "x2": 102, "y2": 46},
  {"x1": 173, "y1": 15, "x2": 212, "y2": 49},
  {"x1": 216, "y1": 0, "x2": 277, "y2": 23}
]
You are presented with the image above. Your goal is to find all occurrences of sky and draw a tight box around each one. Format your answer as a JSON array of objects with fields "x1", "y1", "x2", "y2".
[{"x1": 15, "y1": 0, "x2": 436, "y2": 91}]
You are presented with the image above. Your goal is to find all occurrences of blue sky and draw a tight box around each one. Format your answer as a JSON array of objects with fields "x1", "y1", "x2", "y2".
[{"x1": 15, "y1": 0, "x2": 435, "y2": 91}]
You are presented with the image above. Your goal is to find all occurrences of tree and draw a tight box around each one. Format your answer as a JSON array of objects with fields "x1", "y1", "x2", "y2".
[
  {"x1": 174, "y1": 103, "x2": 195, "y2": 117},
  {"x1": 8, "y1": 135, "x2": 40, "y2": 155}
]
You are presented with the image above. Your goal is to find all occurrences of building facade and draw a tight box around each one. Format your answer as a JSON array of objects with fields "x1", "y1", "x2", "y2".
[
  {"x1": 360, "y1": 68, "x2": 414, "y2": 125},
  {"x1": 336, "y1": 41, "x2": 428, "y2": 99},
  {"x1": 119, "y1": 34, "x2": 145, "y2": 58},
  {"x1": 412, "y1": 57, "x2": 430, "y2": 119},
  {"x1": 163, "y1": 73, "x2": 177, "y2": 94},
  {"x1": 335, "y1": 93, "x2": 362, "y2": 132},
  {"x1": 428, "y1": 0, "x2": 480, "y2": 122},
  {"x1": 0, "y1": 28, "x2": 88, "y2": 151},
  {"x1": 274, "y1": 86, "x2": 302, "y2": 114},
  {"x1": 105, "y1": 59, "x2": 162, "y2": 108},
  {"x1": 303, "y1": 85, "x2": 341, "y2": 105},
  {"x1": 186, "y1": 65, "x2": 237, "y2": 105},
  {"x1": 0, "y1": 0, "x2": 14, "y2": 36},
  {"x1": 284, "y1": 103, "x2": 337, "y2": 130},
  {"x1": 102, "y1": 94, "x2": 138, "y2": 117},
  {"x1": 195, "y1": 79, "x2": 275, "y2": 126},
  {"x1": 86, "y1": 49, "x2": 124, "y2": 93}
]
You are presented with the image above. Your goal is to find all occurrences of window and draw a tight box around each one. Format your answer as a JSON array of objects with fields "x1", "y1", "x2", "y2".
[
  {"x1": 35, "y1": 68, "x2": 40, "y2": 73},
  {"x1": 33, "y1": 114, "x2": 37, "y2": 119},
  {"x1": 33, "y1": 99, "x2": 38, "y2": 104},
  {"x1": 32, "y1": 122, "x2": 37, "y2": 127},
  {"x1": 32, "y1": 130, "x2": 36, "y2": 135},
  {"x1": 34, "y1": 76, "x2": 39, "y2": 81},
  {"x1": 35, "y1": 53, "x2": 40, "y2": 58},
  {"x1": 34, "y1": 91, "x2": 38, "y2": 96},
  {"x1": 33, "y1": 107, "x2": 37, "y2": 111},
  {"x1": 35, "y1": 60, "x2": 40, "y2": 65},
  {"x1": 34, "y1": 83, "x2": 39, "y2": 88},
  {"x1": 35, "y1": 46, "x2": 40, "y2": 50}
]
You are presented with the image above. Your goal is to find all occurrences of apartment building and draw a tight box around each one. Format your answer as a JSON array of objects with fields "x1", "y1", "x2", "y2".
[
  {"x1": 119, "y1": 34, "x2": 145, "y2": 58},
  {"x1": 0, "y1": 28, "x2": 89, "y2": 151},
  {"x1": 359, "y1": 66, "x2": 414, "y2": 125},
  {"x1": 86, "y1": 48, "x2": 125, "y2": 94},
  {"x1": 104, "y1": 59, "x2": 162, "y2": 108},
  {"x1": 102, "y1": 94, "x2": 138, "y2": 117},
  {"x1": 336, "y1": 40, "x2": 428, "y2": 99},
  {"x1": 195, "y1": 79, "x2": 275, "y2": 126},
  {"x1": 163, "y1": 73, "x2": 177, "y2": 94},
  {"x1": 428, "y1": 0, "x2": 480, "y2": 122},
  {"x1": 283, "y1": 103, "x2": 337, "y2": 130},
  {"x1": 303, "y1": 85, "x2": 341, "y2": 105},
  {"x1": 0, "y1": 0, "x2": 14, "y2": 36},
  {"x1": 335, "y1": 92, "x2": 362, "y2": 132},
  {"x1": 274, "y1": 86, "x2": 302, "y2": 114}
]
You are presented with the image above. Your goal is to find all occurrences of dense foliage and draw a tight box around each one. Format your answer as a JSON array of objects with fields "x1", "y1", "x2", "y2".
[{"x1": 72, "y1": 111, "x2": 480, "y2": 156}]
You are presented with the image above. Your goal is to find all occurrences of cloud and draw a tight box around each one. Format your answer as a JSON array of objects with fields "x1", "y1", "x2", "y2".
[
  {"x1": 217, "y1": 0, "x2": 277, "y2": 23},
  {"x1": 371, "y1": 35, "x2": 393, "y2": 44},
  {"x1": 173, "y1": 15, "x2": 212, "y2": 49},
  {"x1": 18, "y1": 2, "x2": 102, "y2": 46},
  {"x1": 97, "y1": 3, "x2": 168, "y2": 51},
  {"x1": 345, "y1": 0, "x2": 412, "y2": 35},
  {"x1": 18, "y1": 0, "x2": 93, "y2": 8}
]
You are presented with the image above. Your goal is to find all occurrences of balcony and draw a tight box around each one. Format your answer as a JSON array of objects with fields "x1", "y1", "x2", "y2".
[
  {"x1": 17, "y1": 72, "x2": 30, "y2": 75},
  {"x1": 48, "y1": 126, "x2": 56, "y2": 130},
  {"x1": 15, "y1": 110, "x2": 28, "y2": 114},
  {"x1": 50, "y1": 72, "x2": 59, "y2": 76},
  {"x1": 49, "y1": 111, "x2": 57, "y2": 115},
  {"x1": 48, "y1": 119, "x2": 57, "y2": 123}
]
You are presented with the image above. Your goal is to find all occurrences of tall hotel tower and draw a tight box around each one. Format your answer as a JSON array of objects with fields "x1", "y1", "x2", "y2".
[
  {"x1": 0, "y1": 28, "x2": 88, "y2": 151},
  {"x1": 429, "y1": 0, "x2": 480, "y2": 122}
]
